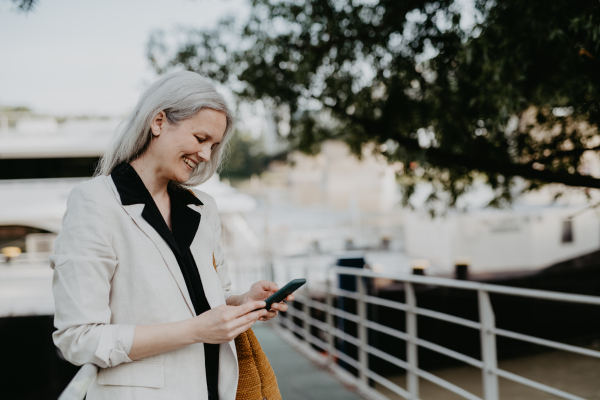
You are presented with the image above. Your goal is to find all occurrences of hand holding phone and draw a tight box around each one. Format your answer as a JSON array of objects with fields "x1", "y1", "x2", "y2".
[{"x1": 254, "y1": 278, "x2": 306, "y2": 311}]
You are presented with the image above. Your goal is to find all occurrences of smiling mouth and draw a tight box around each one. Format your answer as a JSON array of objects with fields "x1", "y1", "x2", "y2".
[{"x1": 182, "y1": 156, "x2": 197, "y2": 169}]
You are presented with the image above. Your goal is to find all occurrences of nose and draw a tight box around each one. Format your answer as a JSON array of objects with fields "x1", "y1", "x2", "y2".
[{"x1": 197, "y1": 145, "x2": 211, "y2": 162}]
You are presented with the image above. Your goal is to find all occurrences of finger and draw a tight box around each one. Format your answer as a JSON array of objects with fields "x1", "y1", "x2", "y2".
[
  {"x1": 286, "y1": 294, "x2": 294, "y2": 301},
  {"x1": 234, "y1": 318, "x2": 258, "y2": 337},
  {"x1": 270, "y1": 302, "x2": 285, "y2": 311},
  {"x1": 271, "y1": 302, "x2": 288, "y2": 312},
  {"x1": 238, "y1": 300, "x2": 266, "y2": 316},
  {"x1": 265, "y1": 310, "x2": 278, "y2": 319},
  {"x1": 242, "y1": 308, "x2": 268, "y2": 323}
]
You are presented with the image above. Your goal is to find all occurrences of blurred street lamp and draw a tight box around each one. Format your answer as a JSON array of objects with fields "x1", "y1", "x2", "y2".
[{"x1": 1, "y1": 246, "x2": 22, "y2": 263}]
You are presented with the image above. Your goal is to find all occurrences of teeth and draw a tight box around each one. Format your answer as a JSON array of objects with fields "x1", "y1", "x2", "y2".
[{"x1": 183, "y1": 157, "x2": 196, "y2": 168}]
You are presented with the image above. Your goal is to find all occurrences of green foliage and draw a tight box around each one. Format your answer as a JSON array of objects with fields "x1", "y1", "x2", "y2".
[
  {"x1": 220, "y1": 131, "x2": 281, "y2": 181},
  {"x1": 0, "y1": 106, "x2": 32, "y2": 112},
  {"x1": 9, "y1": 0, "x2": 37, "y2": 12},
  {"x1": 148, "y1": 0, "x2": 600, "y2": 210}
]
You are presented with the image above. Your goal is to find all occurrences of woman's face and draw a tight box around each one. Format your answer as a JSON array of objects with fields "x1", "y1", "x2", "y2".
[{"x1": 149, "y1": 108, "x2": 227, "y2": 183}]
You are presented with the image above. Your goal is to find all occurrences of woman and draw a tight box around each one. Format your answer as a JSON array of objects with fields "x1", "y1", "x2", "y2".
[{"x1": 51, "y1": 71, "x2": 291, "y2": 400}]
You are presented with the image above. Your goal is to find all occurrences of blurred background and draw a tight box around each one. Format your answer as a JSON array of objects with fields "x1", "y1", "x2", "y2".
[{"x1": 1, "y1": 0, "x2": 600, "y2": 399}]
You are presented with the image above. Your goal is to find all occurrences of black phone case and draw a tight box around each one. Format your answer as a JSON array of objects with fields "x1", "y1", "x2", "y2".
[{"x1": 264, "y1": 278, "x2": 306, "y2": 310}]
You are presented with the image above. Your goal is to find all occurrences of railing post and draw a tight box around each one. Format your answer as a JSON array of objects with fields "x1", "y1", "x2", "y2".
[
  {"x1": 478, "y1": 290, "x2": 499, "y2": 400},
  {"x1": 357, "y1": 275, "x2": 369, "y2": 386},
  {"x1": 302, "y1": 287, "x2": 311, "y2": 345},
  {"x1": 405, "y1": 282, "x2": 420, "y2": 400},
  {"x1": 325, "y1": 273, "x2": 335, "y2": 364}
]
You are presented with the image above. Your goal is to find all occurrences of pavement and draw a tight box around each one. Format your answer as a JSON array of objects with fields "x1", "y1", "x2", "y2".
[{"x1": 253, "y1": 323, "x2": 364, "y2": 400}]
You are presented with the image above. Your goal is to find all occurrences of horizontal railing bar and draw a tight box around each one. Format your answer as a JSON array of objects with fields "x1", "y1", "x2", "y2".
[
  {"x1": 363, "y1": 342, "x2": 409, "y2": 370},
  {"x1": 332, "y1": 267, "x2": 600, "y2": 306},
  {"x1": 284, "y1": 306, "x2": 360, "y2": 347},
  {"x1": 495, "y1": 369, "x2": 586, "y2": 400},
  {"x1": 414, "y1": 306, "x2": 482, "y2": 330},
  {"x1": 283, "y1": 312, "x2": 484, "y2": 400},
  {"x1": 417, "y1": 369, "x2": 483, "y2": 400},
  {"x1": 280, "y1": 315, "x2": 333, "y2": 354},
  {"x1": 323, "y1": 291, "x2": 481, "y2": 330},
  {"x1": 296, "y1": 295, "x2": 328, "y2": 312},
  {"x1": 363, "y1": 294, "x2": 408, "y2": 311},
  {"x1": 362, "y1": 320, "x2": 408, "y2": 341},
  {"x1": 364, "y1": 370, "x2": 410, "y2": 400},
  {"x1": 415, "y1": 337, "x2": 484, "y2": 369},
  {"x1": 302, "y1": 328, "x2": 330, "y2": 353},
  {"x1": 365, "y1": 345, "x2": 481, "y2": 400},
  {"x1": 305, "y1": 315, "x2": 330, "y2": 333},
  {"x1": 331, "y1": 326, "x2": 362, "y2": 347},
  {"x1": 494, "y1": 328, "x2": 600, "y2": 359},
  {"x1": 416, "y1": 368, "x2": 483, "y2": 400},
  {"x1": 298, "y1": 287, "x2": 600, "y2": 362},
  {"x1": 330, "y1": 347, "x2": 361, "y2": 370},
  {"x1": 330, "y1": 287, "x2": 360, "y2": 300},
  {"x1": 292, "y1": 297, "x2": 485, "y2": 369},
  {"x1": 327, "y1": 306, "x2": 361, "y2": 323},
  {"x1": 285, "y1": 269, "x2": 600, "y2": 400},
  {"x1": 287, "y1": 302, "x2": 358, "y2": 322}
]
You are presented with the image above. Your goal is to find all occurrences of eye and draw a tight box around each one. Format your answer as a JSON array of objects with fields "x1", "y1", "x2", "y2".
[
  {"x1": 195, "y1": 136, "x2": 206, "y2": 144},
  {"x1": 211, "y1": 143, "x2": 220, "y2": 150}
]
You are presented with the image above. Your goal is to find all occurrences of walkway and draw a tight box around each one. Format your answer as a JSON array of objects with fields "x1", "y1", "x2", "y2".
[{"x1": 253, "y1": 323, "x2": 363, "y2": 400}]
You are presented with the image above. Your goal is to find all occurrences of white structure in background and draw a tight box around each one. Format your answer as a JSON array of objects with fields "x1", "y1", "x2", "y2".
[
  {"x1": 287, "y1": 140, "x2": 399, "y2": 212},
  {"x1": 0, "y1": 116, "x2": 120, "y2": 158},
  {"x1": 405, "y1": 186, "x2": 600, "y2": 274},
  {"x1": 0, "y1": 114, "x2": 263, "y2": 317},
  {"x1": 0, "y1": 174, "x2": 261, "y2": 317}
]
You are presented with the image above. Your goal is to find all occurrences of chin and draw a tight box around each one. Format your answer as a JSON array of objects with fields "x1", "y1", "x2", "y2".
[{"x1": 173, "y1": 169, "x2": 191, "y2": 184}]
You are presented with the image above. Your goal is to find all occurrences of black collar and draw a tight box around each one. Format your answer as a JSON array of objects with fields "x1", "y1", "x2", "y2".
[
  {"x1": 111, "y1": 162, "x2": 203, "y2": 254},
  {"x1": 111, "y1": 163, "x2": 203, "y2": 207}
]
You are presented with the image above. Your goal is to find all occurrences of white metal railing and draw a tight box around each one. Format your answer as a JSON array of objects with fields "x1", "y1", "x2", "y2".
[{"x1": 275, "y1": 266, "x2": 600, "y2": 400}]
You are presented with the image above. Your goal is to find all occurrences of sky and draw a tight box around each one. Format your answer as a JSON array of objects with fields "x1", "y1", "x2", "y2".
[{"x1": 0, "y1": 0, "x2": 248, "y2": 115}]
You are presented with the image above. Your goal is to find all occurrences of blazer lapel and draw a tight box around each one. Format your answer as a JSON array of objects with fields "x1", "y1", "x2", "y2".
[
  {"x1": 188, "y1": 204, "x2": 223, "y2": 310},
  {"x1": 187, "y1": 204, "x2": 238, "y2": 360},
  {"x1": 120, "y1": 202, "x2": 196, "y2": 317}
]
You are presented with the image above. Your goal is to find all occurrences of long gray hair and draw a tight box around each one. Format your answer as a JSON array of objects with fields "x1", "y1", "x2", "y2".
[{"x1": 95, "y1": 71, "x2": 235, "y2": 187}]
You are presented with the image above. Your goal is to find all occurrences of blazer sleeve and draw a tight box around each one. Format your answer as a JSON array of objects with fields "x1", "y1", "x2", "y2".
[
  {"x1": 205, "y1": 195, "x2": 233, "y2": 300},
  {"x1": 50, "y1": 184, "x2": 135, "y2": 368}
]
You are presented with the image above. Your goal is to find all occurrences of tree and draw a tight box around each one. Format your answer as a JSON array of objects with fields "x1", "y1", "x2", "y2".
[
  {"x1": 220, "y1": 131, "x2": 284, "y2": 181},
  {"x1": 152, "y1": 0, "x2": 598, "y2": 210}
]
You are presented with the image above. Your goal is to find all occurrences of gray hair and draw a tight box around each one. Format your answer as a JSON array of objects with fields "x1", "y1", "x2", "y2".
[{"x1": 95, "y1": 71, "x2": 235, "y2": 187}]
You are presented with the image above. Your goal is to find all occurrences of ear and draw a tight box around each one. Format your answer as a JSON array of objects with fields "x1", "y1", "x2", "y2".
[{"x1": 150, "y1": 111, "x2": 167, "y2": 136}]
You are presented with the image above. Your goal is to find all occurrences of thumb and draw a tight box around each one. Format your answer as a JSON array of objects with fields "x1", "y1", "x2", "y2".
[{"x1": 260, "y1": 280, "x2": 279, "y2": 293}]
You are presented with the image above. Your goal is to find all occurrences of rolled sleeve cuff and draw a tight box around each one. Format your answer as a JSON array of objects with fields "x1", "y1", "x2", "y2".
[{"x1": 94, "y1": 324, "x2": 136, "y2": 368}]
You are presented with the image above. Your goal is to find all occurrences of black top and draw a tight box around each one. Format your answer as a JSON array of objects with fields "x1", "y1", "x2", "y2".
[{"x1": 111, "y1": 163, "x2": 220, "y2": 400}]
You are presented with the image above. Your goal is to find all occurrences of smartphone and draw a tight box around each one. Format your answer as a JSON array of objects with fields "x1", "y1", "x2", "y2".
[{"x1": 255, "y1": 278, "x2": 306, "y2": 311}]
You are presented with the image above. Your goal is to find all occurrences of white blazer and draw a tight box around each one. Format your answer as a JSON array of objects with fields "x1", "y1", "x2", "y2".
[{"x1": 50, "y1": 175, "x2": 238, "y2": 400}]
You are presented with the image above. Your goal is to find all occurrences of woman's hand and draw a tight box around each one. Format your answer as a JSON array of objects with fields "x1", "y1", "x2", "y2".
[
  {"x1": 245, "y1": 280, "x2": 294, "y2": 322},
  {"x1": 189, "y1": 300, "x2": 268, "y2": 344}
]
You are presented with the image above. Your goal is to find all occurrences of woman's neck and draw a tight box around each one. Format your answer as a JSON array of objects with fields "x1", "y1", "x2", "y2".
[{"x1": 129, "y1": 157, "x2": 170, "y2": 201}]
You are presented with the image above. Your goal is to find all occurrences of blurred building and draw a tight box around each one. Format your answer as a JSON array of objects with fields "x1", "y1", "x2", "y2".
[
  {"x1": 405, "y1": 200, "x2": 600, "y2": 274},
  {"x1": 286, "y1": 140, "x2": 399, "y2": 212}
]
